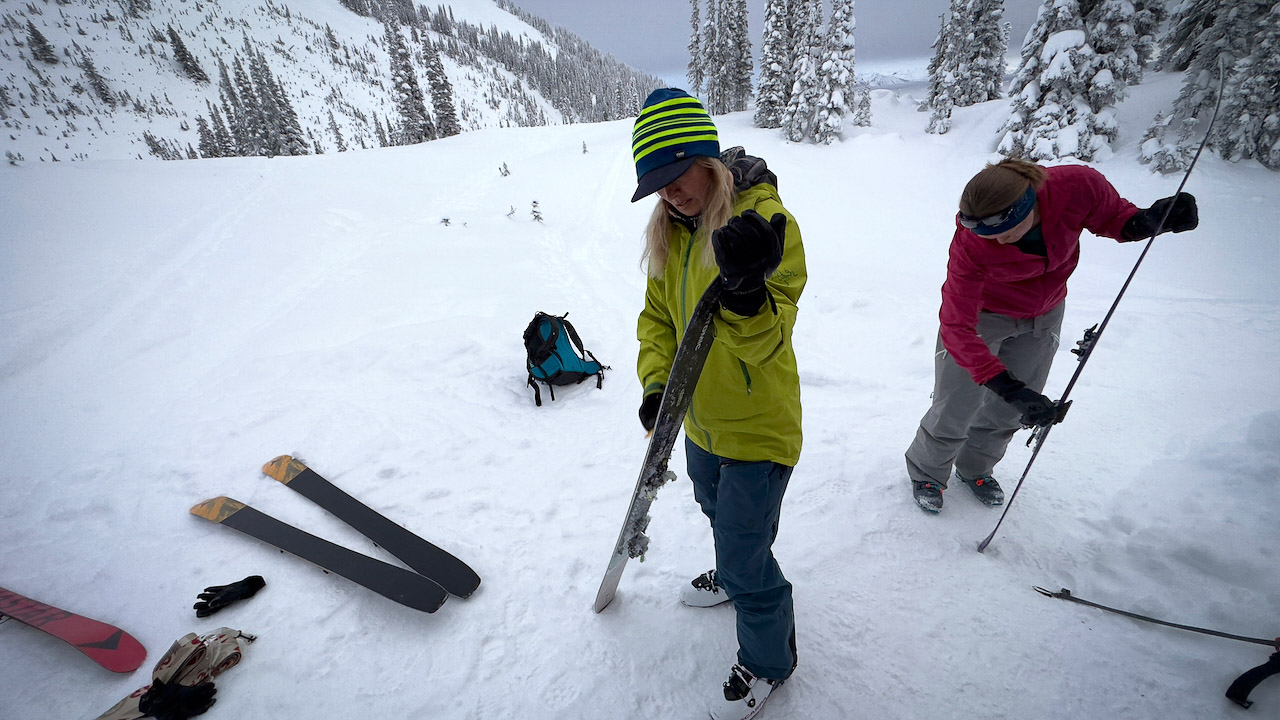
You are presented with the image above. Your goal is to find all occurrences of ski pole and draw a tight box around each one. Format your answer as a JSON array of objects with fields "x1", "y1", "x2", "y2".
[
  {"x1": 977, "y1": 58, "x2": 1227, "y2": 553},
  {"x1": 1034, "y1": 586, "x2": 1280, "y2": 710}
]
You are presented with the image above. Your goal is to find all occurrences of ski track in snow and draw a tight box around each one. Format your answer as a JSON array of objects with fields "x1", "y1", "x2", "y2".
[{"x1": 1, "y1": 81, "x2": 1278, "y2": 720}]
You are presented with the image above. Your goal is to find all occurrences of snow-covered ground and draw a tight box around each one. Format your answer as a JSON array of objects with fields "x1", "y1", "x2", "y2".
[{"x1": 1, "y1": 71, "x2": 1277, "y2": 720}]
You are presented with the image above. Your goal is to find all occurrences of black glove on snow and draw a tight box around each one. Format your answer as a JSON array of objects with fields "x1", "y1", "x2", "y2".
[
  {"x1": 711, "y1": 209, "x2": 786, "y2": 316},
  {"x1": 1122, "y1": 192, "x2": 1198, "y2": 240},
  {"x1": 984, "y1": 371, "x2": 1059, "y2": 428},
  {"x1": 639, "y1": 390, "x2": 662, "y2": 432},
  {"x1": 138, "y1": 678, "x2": 217, "y2": 720},
  {"x1": 193, "y1": 575, "x2": 265, "y2": 617}
]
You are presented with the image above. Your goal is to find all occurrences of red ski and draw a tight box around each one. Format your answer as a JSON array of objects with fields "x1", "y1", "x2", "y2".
[{"x1": 0, "y1": 585, "x2": 146, "y2": 673}]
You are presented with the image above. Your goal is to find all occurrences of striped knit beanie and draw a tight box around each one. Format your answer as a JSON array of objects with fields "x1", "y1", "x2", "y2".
[{"x1": 630, "y1": 89, "x2": 720, "y2": 202}]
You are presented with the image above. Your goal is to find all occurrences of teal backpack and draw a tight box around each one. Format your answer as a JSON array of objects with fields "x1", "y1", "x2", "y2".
[{"x1": 523, "y1": 312, "x2": 608, "y2": 406}]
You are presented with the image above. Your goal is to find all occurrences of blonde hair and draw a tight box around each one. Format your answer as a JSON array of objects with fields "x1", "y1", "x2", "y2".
[
  {"x1": 960, "y1": 158, "x2": 1048, "y2": 217},
  {"x1": 641, "y1": 157, "x2": 735, "y2": 277}
]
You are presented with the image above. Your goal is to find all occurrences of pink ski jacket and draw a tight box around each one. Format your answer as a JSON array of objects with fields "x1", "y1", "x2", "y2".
[{"x1": 939, "y1": 165, "x2": 1140, "y2": 384}]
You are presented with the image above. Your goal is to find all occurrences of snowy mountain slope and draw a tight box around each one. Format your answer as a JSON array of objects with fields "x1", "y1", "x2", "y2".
[
  {"x1": 1, "y1": 74, "x2": 1278, "y2": 720},
  {"x1": 0, "y1": 0, "x2": 654, "y2": 162}
]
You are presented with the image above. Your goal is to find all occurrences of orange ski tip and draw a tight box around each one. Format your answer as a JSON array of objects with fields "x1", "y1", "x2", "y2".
[
  {"x1": 262, "y1": 455, "x2": 307, "y2": 483},
  {"x1": 190, "y1": 496, "x2": 246, "y2": 522}
]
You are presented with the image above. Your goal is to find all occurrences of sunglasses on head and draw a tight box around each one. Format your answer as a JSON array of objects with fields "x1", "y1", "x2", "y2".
[
  {"x1": 957, "y1": 207, "x2": 1016, "y2": 230},
  {"x1": 957, "y1": 185, "x2": 1037, "y2": 234}
]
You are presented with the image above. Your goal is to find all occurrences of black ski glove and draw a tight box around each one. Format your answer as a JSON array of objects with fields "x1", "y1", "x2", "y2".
[
  {"x1": 1122, "y1": 192, "x2": 1198, "y2": 240},
  {"x1": 193, "y1": 575, "x2": 265, "y2": 617},
  {"x1": 139, "y1": 678, "x2": 217, "y2": 720},
  {"x1": 984, "y1": 371, "x2": 1059, "y2": 428},
  {"x1": 711, "y1": 209, "x2": 786, "y2": 316},
  {"x1": 639, "y1": 390, "x2": 662, "y2": 432}
]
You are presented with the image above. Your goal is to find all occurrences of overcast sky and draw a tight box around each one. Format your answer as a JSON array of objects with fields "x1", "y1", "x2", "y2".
[{"x1": 509, "y1": 0, "x2": 1040, "y2": 86}]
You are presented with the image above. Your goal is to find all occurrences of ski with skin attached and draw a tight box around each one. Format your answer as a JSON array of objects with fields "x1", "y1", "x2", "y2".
[
  {"x1": 262, "y1": 456, "x2": 480, "y2": 598},
  {"x1": 0, "y1": 585, "x2": 146, "y2": 673},
  {"x1": 593, "y1": 281, "x2": 723, "y2": 613},
  {"x1": 190, "y1": 497, "x2": 447, "y2": 613}
]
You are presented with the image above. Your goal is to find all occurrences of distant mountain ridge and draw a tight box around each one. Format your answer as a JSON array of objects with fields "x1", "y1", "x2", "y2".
[{"x1": 0, "y1": 0, "x2": 662, "y2": 162}]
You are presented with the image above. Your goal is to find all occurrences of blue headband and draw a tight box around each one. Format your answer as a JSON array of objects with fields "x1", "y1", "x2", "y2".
[{"x1": 961, "y1": 185, "x2": 1037, "y2": 236}]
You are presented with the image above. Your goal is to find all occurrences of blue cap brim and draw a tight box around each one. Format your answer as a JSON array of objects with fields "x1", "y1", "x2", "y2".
[{"x1": 631, "y1": 157, "x2": 698, "y2": 203}]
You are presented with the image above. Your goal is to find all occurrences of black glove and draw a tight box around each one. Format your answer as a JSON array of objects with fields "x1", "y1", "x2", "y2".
[
  {"x1": 983, "y1": 371, "x2": 1059, "y2": 428},
  {"x1": 139, "y1": 678, "x2": 217, "y2": 720},
  {"x1": 1122, "y1": 192, "x2": 1198, "y2": 240},
  {"x1": 639, "y1": 390, "x2": 662, "y2": 432},
  {"x1": 193, "y1": 575, "x2": 265, "y2": 617},
  {"x1": 711, "y1": 209, "x2": 786, "y2": 316}
]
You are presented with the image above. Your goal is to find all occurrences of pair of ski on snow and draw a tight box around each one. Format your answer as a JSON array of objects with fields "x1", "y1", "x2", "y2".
[{"x1": 191, "y1": 456, "x2": 480, "y2": 613}]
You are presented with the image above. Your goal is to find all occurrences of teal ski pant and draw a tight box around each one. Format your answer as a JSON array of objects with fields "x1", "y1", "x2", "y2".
[{"x1": 686, "y1": 437, "x2": 796, "y2": 681}]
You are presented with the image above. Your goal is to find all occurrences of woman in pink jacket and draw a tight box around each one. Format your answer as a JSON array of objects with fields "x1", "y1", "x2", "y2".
[{"x1": 905, "y1": 158, "x2": 1198, "y2": 512}]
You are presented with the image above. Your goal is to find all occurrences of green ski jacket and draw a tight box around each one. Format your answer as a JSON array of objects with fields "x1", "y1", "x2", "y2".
[{"x1": 637, "y1": 183, "x2": 806, "y2": 466}]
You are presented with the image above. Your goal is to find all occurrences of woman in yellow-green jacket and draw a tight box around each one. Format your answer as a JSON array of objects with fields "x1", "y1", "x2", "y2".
[{"x1": 630, "y1": 88, "x2": 806, "y2": 720}]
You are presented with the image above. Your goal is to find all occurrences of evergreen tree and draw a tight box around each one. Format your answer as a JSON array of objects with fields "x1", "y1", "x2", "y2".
[
  {"x1": 924, "y1": 8, "x2": 961, "y2": 134},
  {"x1": 1211, "y1": 2, "x2": 1280, "y2": 168},
  {"x1": 724, "y1": 0, "x2": 753, "y2": 112},
  {"x1": 700, "y1": 0, "x2": 722, "y2": 112},
  {"x1": 853, "y1": 86, "x2": 872, "y2": 127},
  {"x1": 384, "y1": 23, "x2": 436, "y2": 144},
  {"x1": 754, "y1": 0, "x2": 791, "y2": 128},
  {"x1": 999, "y1": 0, "x2": 1112, "y2": 161},
  {"x1": 26, "y1": 21, "x2": 58, "y2": 65},
  {"x1": 232, "y1": 57, "x2": 264, "y2": 155},
  {"x1": 195, "y1": 115, "x2": 220, "y2": 158},
  {"x1": 1131, "y1": 0, "x2": 1168, "y2": 69},
  {"x1": 167, "y1": 25, "x2": 210, "y2": 84},
  {"x1": 780, "y1": 0, "x2": 823, "y2": 141},
  {"x1": 1159, "y1": 0, "x2": 1218, "y2": 72},
  {"x1": 328, "y1": 110, "x2": 348, "y2": 152},
  {"x1": 963, "y1": 0, "x2": 1008, "y2": 105},
  {"x1": 1085, "y1": 0, "x2": 1142, "y2": 87},
  {"x1": 812, "y1": 0, "x2": 857, "y2": 144},
  {"x1": 208, "y1": 100, "x2": 235, "y2": 156},
  {"x1": 1144, "y1": 0, "x2": 1273, "y2": 171},
  {"x1": 78, "y1": 49, "x2": 114, "y2": 107},
  {"x1": 425, "y1": 45, "x2": 461, "y2": 137},
  {"x1": 686, "y1": 0, "x2": 704, "y2": 96}
]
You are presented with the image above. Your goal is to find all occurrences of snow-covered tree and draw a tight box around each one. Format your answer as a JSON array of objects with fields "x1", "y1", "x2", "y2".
[
  {"x1": 1131, "y1": 0, "x2": 1168, "y2": 69},
  {"x1": 1143, "y1": 0, "x2": 1274, "y2": 171},
  {"x1": 998, "y1": 0, "x2": 1114, "y2": 161},
  {"x1": 167, "y1": 25, "x2": 209, "y2": 84},
  {"x1": 1085, "y1": 0, "x2": 1141, "y2": 87},
  {"x1": 1211, "y1": 2, "x2": 1280, "y2": 168},
  {"x1": 963, "y1": 0, "x2": 1008, "y2": 104},
  {"x1": 686, "y1": 0, "x2": 704, "y2": 96},
  {"x1": 700, "y1": 0, "x2": 722, "y2": 111},
  {"x1": 723, "y1": 0, "x2": 754, "y2": 112},
  {"x1": 924, "y1": 8, "x2": 962, "y2": 134},
  {"x1": 1158, "y1": 0, "x2": 1218, "y2": 72},
  {"x1": 754, "y1": 0, "x2": 791, "y2": 128},
  {"x1": 26, "y1": 21, "x2": 58, "y2": 65},
  {"x1": 383, "y1": 23, "x2": 436, "y2": 145},
  {"x1": 780, "y1": 0, "x2": 823, "y2": 141},
  {"x1": 425, "y1": 45, "x2": 460, "y2": 137},
  {"x1": 77, "y1": 50, "x2": 114, "y2": 107},
  {"x1": 328, "y1": 110, "x2": 348, "y2": 152},
  {"x1": 812, "y1": 0, "x2": 858, "y2": 144}
]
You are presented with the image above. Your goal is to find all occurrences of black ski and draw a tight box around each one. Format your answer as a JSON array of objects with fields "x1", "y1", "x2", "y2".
[
  {"x1": 262, "y1": 455, "x2": 480, "y2": 598},
  {"x1": 190, "y1": 497, "x2": 448, "y2": 613},
  {"x1": 594, "y1": 280, "x2": 723, "y2": 613}
]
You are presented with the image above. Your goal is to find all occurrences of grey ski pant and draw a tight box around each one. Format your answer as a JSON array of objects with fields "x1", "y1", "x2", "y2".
[
  {"x1": 905, "y1": 302, "x2": 1065, "y2": 488},
  {"x1": 686, "y1": 436, "x2": 796, "y2": 681}
]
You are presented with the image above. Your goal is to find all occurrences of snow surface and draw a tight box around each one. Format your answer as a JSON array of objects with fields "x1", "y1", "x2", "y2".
[{"x1": 1, "y1": 71, "x2": 1278, "y2": 720}]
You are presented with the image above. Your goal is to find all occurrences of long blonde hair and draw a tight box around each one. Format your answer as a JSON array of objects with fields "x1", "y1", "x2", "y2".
[{"x1": 641, "y1": 157, "x2": 735, "y2": 277}]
